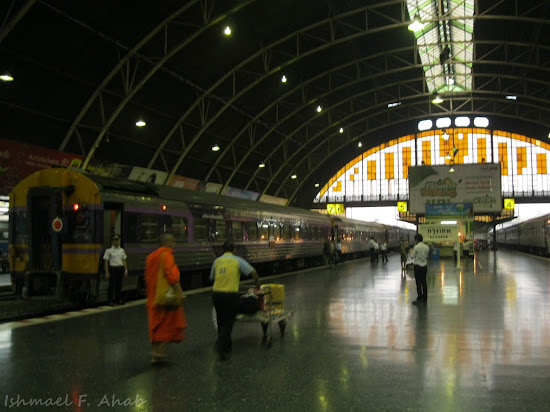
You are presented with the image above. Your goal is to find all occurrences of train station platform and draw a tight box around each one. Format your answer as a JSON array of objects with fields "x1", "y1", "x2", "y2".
[{"x1": 1, "y1": 250, "x2": 549, "y2": 411}]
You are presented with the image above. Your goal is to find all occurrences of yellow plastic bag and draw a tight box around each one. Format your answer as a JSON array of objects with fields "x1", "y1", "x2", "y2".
[{"x1": 154, "y1": 253, "x2": 181, "y2": 307}]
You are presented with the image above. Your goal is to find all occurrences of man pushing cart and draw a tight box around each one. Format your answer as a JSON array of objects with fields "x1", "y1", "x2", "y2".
[
  {"x1": 210, "y1": 241, "x2": 261, "y2": 361},
  {"x1": 210, "y1": 241, "x2": 293, "y2": 361}
]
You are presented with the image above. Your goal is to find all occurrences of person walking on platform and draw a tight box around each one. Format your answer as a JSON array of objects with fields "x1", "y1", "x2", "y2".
[
  {"x1": 323, "y1": 238, "x2": 334, "y2": 268},
  {"x1": 369, "y1": 236, "x2": 377, "y2": 263},
  {"x1": 335, "y1": 238, "x2": 342, "y2": 265},
  {"x1": 210, "y1": 241, "x2": 261, "y2": 361},
  {"x1": 104, "y1": 234, "x2": 128, "y2": 305},
  {"x1": 400, "y1": 237, "x2": 409, "y2": 275},
  {"x1": 453, "y1": 240, "x2": 459, "y2": 263},
  {"x1": 145, "y1": 233, "x2": 187, "y2": 363},
  {"x1": 380, "y1": 240, "x2": 388, "y2": 263},
  {"x1": 411, "y1": 233, "x2": 430, "y2": 305}
]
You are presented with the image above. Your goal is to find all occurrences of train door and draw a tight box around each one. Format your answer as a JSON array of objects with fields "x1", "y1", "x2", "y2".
[
  {"x1": 27, "y1": 189, "x2": 62, "y2": 272},
  {"x1": 103, "y1": 203, "x2": 123, "y2": 246}
]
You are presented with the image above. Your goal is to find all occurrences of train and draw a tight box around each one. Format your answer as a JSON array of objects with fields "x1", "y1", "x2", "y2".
[
  {"x1": 8, "y1": 168, "x2": 415, "y2": 303},
  {"x1": 493, "y1": 213, "x2": 550, "y2": 256}
]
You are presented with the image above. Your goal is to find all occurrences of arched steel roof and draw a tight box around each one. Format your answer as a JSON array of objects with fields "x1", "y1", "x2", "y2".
[{"x1": 1, "y1": 0, "x2": 549, "y2": 207}]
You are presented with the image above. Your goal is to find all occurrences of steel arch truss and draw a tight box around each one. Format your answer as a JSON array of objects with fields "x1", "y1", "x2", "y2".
[{"x1": 5, "y1": 0, "x2": 549, "y2": 206}]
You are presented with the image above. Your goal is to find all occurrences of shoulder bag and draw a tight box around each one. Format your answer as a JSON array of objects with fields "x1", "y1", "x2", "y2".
[{"x1": 154, "y1": 253, "x2": 182, "y2": 307}]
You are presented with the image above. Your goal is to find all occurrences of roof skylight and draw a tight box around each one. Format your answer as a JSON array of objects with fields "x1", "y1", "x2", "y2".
[{"x1": 407, "y1": 0, "x2": 474, "y2": 95}]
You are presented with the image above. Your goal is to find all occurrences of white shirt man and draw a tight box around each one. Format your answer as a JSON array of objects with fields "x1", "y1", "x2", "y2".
[{"x1": 411, "y1": 233, "x2": 430, "y2": 305}]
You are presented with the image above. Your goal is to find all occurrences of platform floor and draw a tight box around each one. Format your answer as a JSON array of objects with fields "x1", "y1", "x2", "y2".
[{"x1": 1, "y1": 250, "x2": 549, "y2": 411}]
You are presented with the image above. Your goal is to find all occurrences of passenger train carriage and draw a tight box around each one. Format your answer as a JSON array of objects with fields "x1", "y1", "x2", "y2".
[
  {"x1": 494, "y1": 214, "x2": 550, "y2": 257},
  {"x1": 9, "y1": 168, "x2": 414, "y2": 303}
]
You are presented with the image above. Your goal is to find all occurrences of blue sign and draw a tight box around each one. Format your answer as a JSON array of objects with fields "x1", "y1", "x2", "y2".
[{"x1": 426, "y1": 202, "x2": 474, "y2": 219}]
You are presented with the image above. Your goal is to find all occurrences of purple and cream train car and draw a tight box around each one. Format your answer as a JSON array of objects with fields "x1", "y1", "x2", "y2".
[{"x1": 9, "y1": 168, "x2": 413, "y2": 303}]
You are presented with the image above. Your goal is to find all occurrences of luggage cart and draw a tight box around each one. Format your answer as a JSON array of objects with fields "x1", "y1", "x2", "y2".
[{"x1": 236, "y1": 284, "x2": 293, "y2": 348}]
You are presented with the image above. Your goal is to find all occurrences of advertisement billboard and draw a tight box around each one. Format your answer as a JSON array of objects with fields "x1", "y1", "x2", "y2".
[
  {"x1": 408, "y1": 163, "x2": 502, "y2": 214},
  {"x1": 0, "y1": 139, "x2": 83, "y2": 195}
]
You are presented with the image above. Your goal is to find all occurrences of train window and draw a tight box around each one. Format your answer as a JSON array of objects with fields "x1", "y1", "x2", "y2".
[
  {"x1": 172, "y1": 216, "x2": 188, "y2": 242},
  {"x1": 232, "y1": 221, "x2": 242, "y2": 241},
  {"x1": 292, "y1": 225, "x2": 301, "y2": 240},
  {"x1": 283, "y1": 224, "x2": 290, "y2": 240},
  {"x1": 248, "y1": 222, "x2": 258, "y2": 241},
  {"x1": 194, "y1": 217, "x2": 208, "y2": 241},
  {"x1": 242, "y1": 223, "x2": 249, "y2": 241},
  {"x1": 259, "y1": 222, "x2": 269, "y2": 241},
  {"x1": 312, "y1": 227, "x2": 318, "y2": 240},
  {"x1": 216, "y1": 220, "x2": 227, "y2": 241},
  {"x1": 274, "y1": 224, "x2": 283, "y2": 241},
  {"x1": 124, "y1": 213, "x2": 139, "y2": 243},
  {"x1": 141, "y1": 214, "x2": 159, "y2": 241}
]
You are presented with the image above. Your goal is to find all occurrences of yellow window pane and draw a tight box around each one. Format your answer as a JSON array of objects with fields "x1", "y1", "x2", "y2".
[
  {"x1": 402, "y1": 146, "x2": 411, "y2": 179},
  {"x1": 537, "y1": 153, "x2": 547, "y2": 174},
  {"x1": 517, "y1": 147, "x2": 527, "y2": 175},
  {"x1": 422, "y1": 140, "x2": 431, "y2": 165},
  {"x1": 367, "y1": 160, "x2": 376, "y2": 180},
  {"x1": 477, "y1": 138, "x2": 487, "y2": 163},
  {"x1": 385, "y1": 152, "x2": 394, "y2": 180},
  {"x1": 499, "y1": 143, "x2": 508, "y2": 176}
]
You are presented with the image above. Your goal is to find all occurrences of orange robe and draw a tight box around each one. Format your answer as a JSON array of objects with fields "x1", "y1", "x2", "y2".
[{"x1": 145, "y1": 247, "x2": 187, "y2": 343}]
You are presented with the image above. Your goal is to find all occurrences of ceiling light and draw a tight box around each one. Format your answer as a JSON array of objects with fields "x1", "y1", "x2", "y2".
[
  {"x1": 224, "y1": 26, "x2": 231, "y2": 35},
  {"x1": 291, "y1": 174, "x2": 297, "y2": 179},
  {"x1": 506, "y1": 95, "x2": 517, "y2": 100},
  {"x1": 316, "y1": 105, "x2": 322, "y2": 112},
  {"x1": 432, "y1": 95, "x2": 443, "y2": 104},
  {"x1": 436, "y1": 117, "x2": 451, "y2": 128},
  {"x1": 449, "y1": 167, "x2": 455, "y2": 173},
  {"x1": 446, "y1": 76, "x2": 455, "y2": 85},
  {"x1": 358, "y1": 142, "x2": 362, "y2": 148},
  {"x1": 314, "y1": 183, "x2": 320, "y2": 187},
  {"x1": 455, "y1": 117, "x2": 470, "y2": 127},
  {"x1": 281, "y1": 75, "x2": 287, "y2": 83},
  {"x1": 339, "y1": 127, "x2": 343, "y2": 133},
  {"x1": 258, "y1": 163, "x2": 265, "y2": 168},
  {"x1": 418, "y1": 119, "x2": 433, "y2": 131},
  {"x1": 408, "y1": 14, "x2": 425, "y2": 32},
  {"x1": 473, "y1": 117, "x2": 489, "y2": 128},
  {"x1": 212, "y1": 144, "x2": 220, "y2": 151},
  {"x1": 441, "y1": 220, "x2": 457, "y2": 225},
  {"x1": 445, "y1": 153, "x2": 451, "y2": 160},
  {"x1": 0, "y1": 73, "x2": 14, "y2": 82},
  {"x1": 135, "y1": 119, "x2": 146, "y2": 127},
  {"x1": 388, "y1": 102, "x2": 401, "y2": 108}
]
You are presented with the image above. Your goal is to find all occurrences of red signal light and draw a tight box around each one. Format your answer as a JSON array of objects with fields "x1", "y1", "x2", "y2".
[
  {"x1": 162, "y1": 205, "x2": 167, "y2": 211},
  {"x1": 73, "y1": 203, "x2": 79, "y2": 211}
]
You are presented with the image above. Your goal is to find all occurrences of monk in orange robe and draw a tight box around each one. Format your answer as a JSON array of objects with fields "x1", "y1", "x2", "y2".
[{"x1": 145, "y1": 233, "x2": 187, "y2": 362}]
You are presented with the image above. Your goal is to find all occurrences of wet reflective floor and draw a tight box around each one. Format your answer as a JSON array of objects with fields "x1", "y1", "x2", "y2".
[{"x1": 1, "y1": 250, "x2": 549, "y2": 411}]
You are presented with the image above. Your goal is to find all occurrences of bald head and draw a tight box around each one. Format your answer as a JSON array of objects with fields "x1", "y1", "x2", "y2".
[{"x1": 159, "y1": 233, "x2": 175, "y2": 246}]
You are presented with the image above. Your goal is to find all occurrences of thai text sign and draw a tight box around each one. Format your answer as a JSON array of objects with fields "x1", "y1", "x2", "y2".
[
  {"x1": 418, "y1": 223, "x2": 459, "y2": 242},
  {"x1": 408, "y1": 163, "x2": 502, "y2": 214}
]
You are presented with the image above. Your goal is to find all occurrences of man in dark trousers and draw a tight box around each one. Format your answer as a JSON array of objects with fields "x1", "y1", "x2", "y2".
[
  {"x1": 103, "y1": 234, "x2": 128, "y2": 305},
  {"x1": 411, "y1": 233, "x2": 430, "y2": 305},
  {"x1": 210, "y1": 241, "x2": 261, "y2": 361}
]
